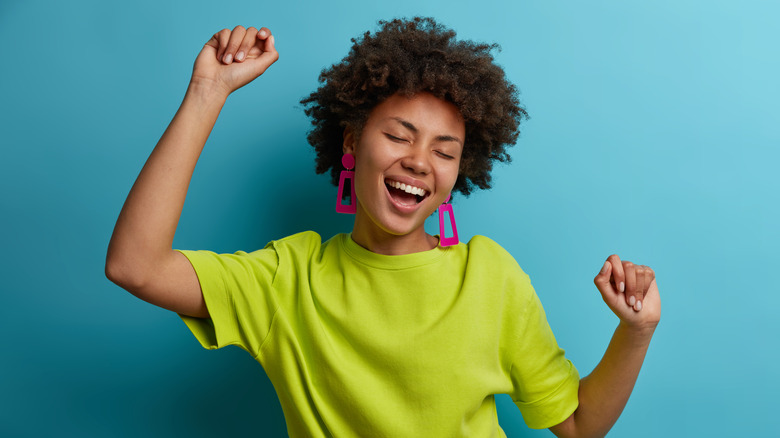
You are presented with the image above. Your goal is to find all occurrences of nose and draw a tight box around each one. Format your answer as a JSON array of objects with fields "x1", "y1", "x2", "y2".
[{"x1": 400, "y1": 146, "x2": 432, "y2": 175}]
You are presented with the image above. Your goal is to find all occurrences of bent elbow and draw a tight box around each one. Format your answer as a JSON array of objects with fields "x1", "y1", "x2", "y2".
[
  {"x1": 105, "y1": 253, "x2": 146, "y2": 292},
  {"x1": 104, "y1": 256, "x2": 123, "y2": 286}
]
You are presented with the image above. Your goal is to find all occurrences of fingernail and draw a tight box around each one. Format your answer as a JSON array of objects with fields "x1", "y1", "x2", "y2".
[
  {"x1": 601, "y1": 261, "x2": 609, "y2": 274},
  {"x1": 636, "y1": 300, "x2": 643, "y2": 311},
  {"x1": 224, "y1": 53, "x2": 233, "y2": 64},
  {"x1": 236, "y1": 51, "x2": 245, "y2": 61},
  {"x1": 629, "y1": 295, "x2": 636, "y2": 306},
  {"x1": 259, "y1": 29, "x2": 267, "y2": 37},
  {"x1": 619, "y1": 282, "x2": 625, "y2": 293}
]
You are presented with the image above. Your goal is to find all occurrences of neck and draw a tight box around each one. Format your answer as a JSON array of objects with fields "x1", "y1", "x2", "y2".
[{"x1": 350, "y1": 211, "x2": 438, "y2": 255}]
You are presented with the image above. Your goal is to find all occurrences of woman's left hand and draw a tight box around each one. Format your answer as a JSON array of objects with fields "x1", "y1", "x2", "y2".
[{"x1": 593, "y1": 254, "x2": 661, "y2": 331}]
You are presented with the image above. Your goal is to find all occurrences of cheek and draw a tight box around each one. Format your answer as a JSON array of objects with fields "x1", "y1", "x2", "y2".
[
  {"x1": 352, "y1": 158, "x2": 383, "y2": 197},
  {"x1": 440, "y1": 162, "x2": 461, "y2": 188},
  {"x1": 356, "y1": 146, "x2": 395, "y2": 175},
  {"x1": 354, "y1": 157, "x2": 376, "y2": 183}
]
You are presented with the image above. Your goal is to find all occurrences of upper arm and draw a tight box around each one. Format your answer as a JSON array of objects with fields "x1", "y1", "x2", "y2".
[{"x1": 106, "y1": 250, "x2": 209, "y2": 319}]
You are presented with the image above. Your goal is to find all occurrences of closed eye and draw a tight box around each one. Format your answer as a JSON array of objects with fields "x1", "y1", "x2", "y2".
[
  {"x1": 436, "y1": 150, "x2": 455, "y2": 159},
  {"x1": 385, "y1": 133, "x2": 408, "y2": 143}
]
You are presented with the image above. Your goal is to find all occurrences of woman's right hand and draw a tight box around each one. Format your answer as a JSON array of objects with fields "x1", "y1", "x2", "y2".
[{"x1": 190, "y1": 26, "x2": 279, "y2": 97}]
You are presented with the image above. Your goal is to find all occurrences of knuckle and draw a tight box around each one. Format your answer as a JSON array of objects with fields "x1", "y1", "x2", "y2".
[
  {"x1": 218, "y1": 30, "x2": 230, "y2": 46},
  {"x1": 233, "y1": 25, "x2": 246, "y2": 31}
]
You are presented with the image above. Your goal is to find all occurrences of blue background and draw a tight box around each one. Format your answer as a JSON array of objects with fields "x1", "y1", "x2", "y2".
[{"x1": 2, "y1": 0, "x2": 778, "y2": 436}]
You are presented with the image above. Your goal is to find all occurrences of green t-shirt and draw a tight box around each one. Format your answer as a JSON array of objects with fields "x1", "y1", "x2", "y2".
[{"x1": 178, "y1": 232, "x2": 579, "y2": 437}]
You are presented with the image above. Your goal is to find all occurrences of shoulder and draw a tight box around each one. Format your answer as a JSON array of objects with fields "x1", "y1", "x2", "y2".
[
  {"x1": 271, "y1": 230, "x2": 323, "y2": 245},
  {"x1": 264, "y1": 231, "x2": 351, "y2": 266},
  {"x1": 465, "y1": 235, "x2": 526, "y2": 273},
  {"x1": 463, "y1": 235, "x2": 534, "y2": 300},
  {"x1": 465, "y1": 235, "x2": 510, "y2": 254},
  {"x1": 265, "y1": 231, "x2": 324, "y2": 254}
]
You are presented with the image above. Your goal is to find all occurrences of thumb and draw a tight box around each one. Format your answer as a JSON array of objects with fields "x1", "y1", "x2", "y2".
[{"x1": 593, "y1": 260, "x2": 616, "y2": 298}]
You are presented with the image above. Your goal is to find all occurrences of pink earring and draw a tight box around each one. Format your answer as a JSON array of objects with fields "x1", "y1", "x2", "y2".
[
  {"x1": 336, "y1": 153, "x2": 357, "y2": 214},
  {"x1": 438, "y1": 194, "x2": 459, "y2": 246}
]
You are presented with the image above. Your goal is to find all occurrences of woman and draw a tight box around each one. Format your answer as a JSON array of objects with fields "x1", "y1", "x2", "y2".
[{"x1": 106, "y1": 17, "x2": 660, "y2": 437}]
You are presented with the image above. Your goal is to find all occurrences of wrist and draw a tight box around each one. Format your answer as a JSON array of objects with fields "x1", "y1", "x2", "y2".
[
  {"x1": 617, "y1": 320, "x2": 658, "y2": 342},
  {"x1": 186, "y1": 78, "x2": 231, "y2": 103}
]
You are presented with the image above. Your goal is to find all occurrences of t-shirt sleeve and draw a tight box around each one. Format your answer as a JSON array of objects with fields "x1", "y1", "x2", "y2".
[
  {"x1": 504, "y1": 270, "x2": 580, "y2": 429},
  {"x1": 175, "y1": 247, "x2": 280, "y2": 357}
]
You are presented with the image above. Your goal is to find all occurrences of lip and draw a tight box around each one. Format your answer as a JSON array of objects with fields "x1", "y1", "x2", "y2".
[
  {"x1": 383, "y1": 175, "x2": 431, "y2": 194},
  {"x1": 383, "y1": 175, "x2": 431, "y2": 214}
]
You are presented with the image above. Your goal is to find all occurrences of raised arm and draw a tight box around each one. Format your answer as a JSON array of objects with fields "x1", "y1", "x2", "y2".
[
  {"x1": 105, "y1": 26, "x2": 279, "y2": 318},
  {"x1": 550, "y1": 255, "x2": 661, "y2": 438}
]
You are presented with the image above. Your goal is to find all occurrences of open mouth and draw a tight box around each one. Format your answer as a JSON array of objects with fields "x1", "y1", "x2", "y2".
[{"x1": 385, "y1": 179, "x2": 428, "y2": 206}]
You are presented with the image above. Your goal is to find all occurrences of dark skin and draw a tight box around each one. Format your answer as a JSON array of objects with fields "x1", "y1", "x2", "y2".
[
  {"x1": 301, "y1": 17, "x2": 526, "y2": 196},
  {"x1": 107, "y1": 26, "x2": 660, "y2": 438}
]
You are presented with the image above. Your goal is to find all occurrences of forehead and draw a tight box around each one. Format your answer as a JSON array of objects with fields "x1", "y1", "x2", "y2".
[{"x1": 365, "y1": 92, "x2": 465, "y2": 137}]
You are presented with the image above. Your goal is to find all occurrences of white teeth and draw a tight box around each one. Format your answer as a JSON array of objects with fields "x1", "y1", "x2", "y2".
[{"x1": 388, "y1": 180, "x2": 426, "y2": 197}]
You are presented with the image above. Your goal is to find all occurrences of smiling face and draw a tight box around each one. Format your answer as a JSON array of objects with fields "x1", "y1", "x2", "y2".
[{"x1": 344, "y1": 92, "x2": 465, "y2": 254}]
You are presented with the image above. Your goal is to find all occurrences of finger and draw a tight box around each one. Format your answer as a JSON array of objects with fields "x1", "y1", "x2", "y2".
[
  {"x1": 607, "y1": 254, "x2": 625, "y2": 295},
  {"x1": 223, "y1": 25, "x2": 248, "y2": 64},
  {"x1": 637, "y1": 265, "x2": 648, "y2": 301},
  {"x1": 247, "y1": 30, "x2": 279, "y2": 75},
  {"x1": 214, "y1": 28, "x2": 231, "y2": 63},
  {"x1": 623, "y1": 261, "x2": 637, "y2": 308},
  {"x1": 258, "y1": 27, "x2": 277, "y2": 55},
  {"x1": 205, "y1": 33, "x2": 219, "y2": 50},
  {"x1": 633, "y1": 265, "x2": 646, "y2": 311},
  {"x1": 593, "y1": 260, "x2": 617, "y2": 304},
  {"x1": 241, "y1": 27, "x2": 271, "y2": 59},
  {"x1": 636, "y1": 265, "x2": 654, "y2": 311},
  {"x1": 636, "y1": 265, "x2": 650, "y2": 301},
  {"x1": 235, "y1": 27, "x2": 259, "y2": 62},
  {"x1": 257, "y1": 27, "x2": 272, "y2": 41}
]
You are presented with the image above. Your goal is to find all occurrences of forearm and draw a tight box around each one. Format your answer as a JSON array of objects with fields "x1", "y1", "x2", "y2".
[
  {"x1": 556, "y1": 323, "x2": 656, "y2": 438},
  {"x1": 106, "y1": 81, "x2": 228, "y2": 286}
]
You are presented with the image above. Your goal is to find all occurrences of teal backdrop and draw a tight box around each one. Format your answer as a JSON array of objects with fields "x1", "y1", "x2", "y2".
[{"x1": 2, "y1": 0, "x2": 778, "y2": 436}]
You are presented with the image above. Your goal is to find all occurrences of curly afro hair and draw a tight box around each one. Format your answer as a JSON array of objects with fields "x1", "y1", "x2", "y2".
[{"x1": 300, "y1": 17, "x2": 527, "y2": 196}]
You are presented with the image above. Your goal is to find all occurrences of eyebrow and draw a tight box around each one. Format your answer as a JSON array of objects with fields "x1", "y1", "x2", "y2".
[{"x1": 390, "y1": 117, "x2": 463, "y2": 146}]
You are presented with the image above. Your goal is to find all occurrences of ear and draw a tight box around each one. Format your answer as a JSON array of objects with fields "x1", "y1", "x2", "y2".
[{"x1": 343, "y1": 126, "x2": 356, "y2": 155}]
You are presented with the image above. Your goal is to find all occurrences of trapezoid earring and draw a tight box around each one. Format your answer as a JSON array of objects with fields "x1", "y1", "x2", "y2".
[
  {"x1": 335, "y1": 153, "x2": 357, "y2": 214},
  {"x1": 438, "y1": 194, "x2": 459, "y2": 246}
]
